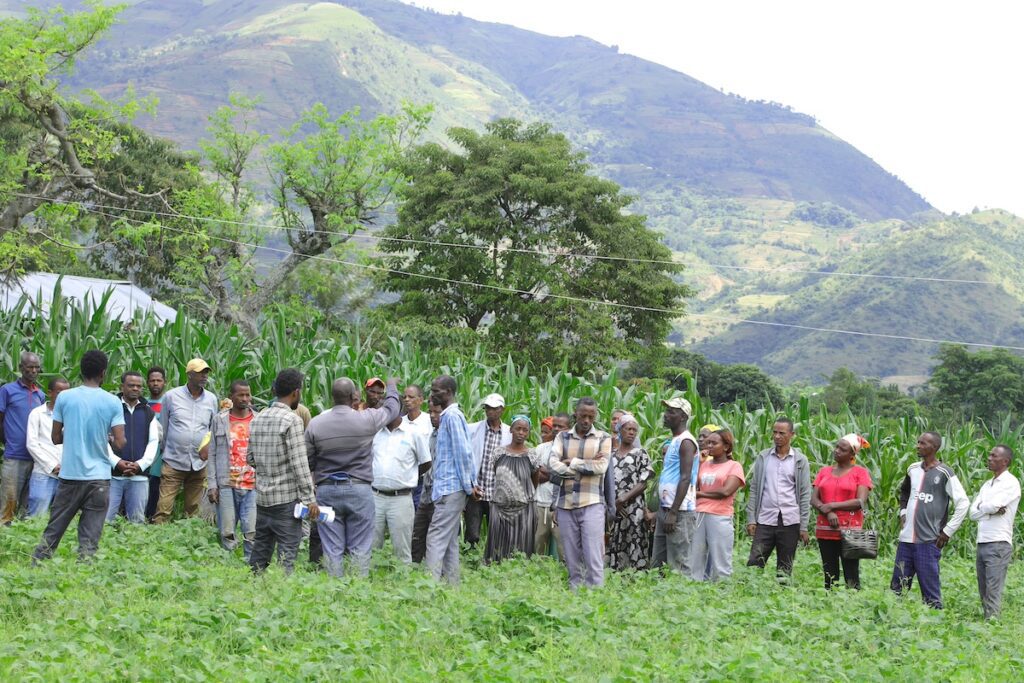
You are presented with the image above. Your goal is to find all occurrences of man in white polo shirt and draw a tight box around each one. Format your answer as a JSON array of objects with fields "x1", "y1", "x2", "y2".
[
  {"x1": 371, "y1": 409, "x2": 432, "y2": 563},
  {"x1": 968, "y1": 444, "x2": 1021, "y2": 619}
]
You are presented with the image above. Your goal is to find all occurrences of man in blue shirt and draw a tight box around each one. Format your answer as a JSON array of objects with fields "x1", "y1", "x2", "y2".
[
  {"x1": 33, "y1": 350, "x2": 126, "y2": 562},
  {"x1": 0, "y1": 351, "x2": 46, "y2": 524},
  {"x1": 424, "y1": 375, "x2": 475, "y2": 584}
]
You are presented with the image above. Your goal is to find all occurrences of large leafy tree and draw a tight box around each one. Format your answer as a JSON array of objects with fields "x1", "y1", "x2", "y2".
[{"x1": 378, "y1": 119, "x2": 691, "y2": 372}]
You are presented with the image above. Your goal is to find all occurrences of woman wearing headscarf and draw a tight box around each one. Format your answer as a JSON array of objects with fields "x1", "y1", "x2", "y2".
[
  {"x1": 698, "y1": 423, "x2": 722, "y2": 462},
  {"x1": 811, "y1": 434, "x2": 873, "y2": 589},
  {"x1": 605, "y1": 414, "x2": 655, "y2": 571},
  {"x1": 690, "y1": 429, "x2": 745, "y2": 580},
  {"x1": 485, "y1": 414, "x2": 539, "y2": 563}
]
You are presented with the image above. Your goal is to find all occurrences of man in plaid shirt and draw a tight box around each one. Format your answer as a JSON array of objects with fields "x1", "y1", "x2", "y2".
[{"x1": 247, "y1": 368, "x2": 317, "y2": 574}]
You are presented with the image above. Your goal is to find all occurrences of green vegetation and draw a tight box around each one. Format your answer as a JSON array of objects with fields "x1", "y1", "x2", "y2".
[{"x1": 1, "y1": 515, "x2": 1022, "y2": 679}]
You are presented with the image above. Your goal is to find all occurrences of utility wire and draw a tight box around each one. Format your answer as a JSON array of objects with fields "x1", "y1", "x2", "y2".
[
  {"x1": 13, "y1": 193, "x2": 995, "y2": 286},
  {"x1": 62, "y1": 202, "x2": 1024, "y2": 353}
]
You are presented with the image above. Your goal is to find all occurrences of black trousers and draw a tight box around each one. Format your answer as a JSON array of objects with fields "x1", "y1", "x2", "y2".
[
  {"x1": 308, "y1": 519, "x2": 323, "y2": 568},
  {"x1": 463, "y1": 497, "x2": 489, "y2": 547},
  {"x1": 818, "y1": 538, "x2": 861, "y2": 589},
  {"x1": 250, "y1": 502, "x2": 303, "y2": 574},
  {"x1": 145, "y1": 474, "x2": 161, "y2": 520},
  {"x1": 411, "y1": 492, "x2": 435, "y2": 563},
  {"x1": 33, "y1": 479, "x2": 110, "y2": 561},
  {"x1": 747, "y1": 518, "x2": 801, "y2": 576}
]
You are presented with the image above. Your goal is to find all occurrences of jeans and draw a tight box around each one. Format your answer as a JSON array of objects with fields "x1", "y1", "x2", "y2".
[
  {"x1": 1, "y1": 458, "x2": 34, "y2": 524},
  {"x1": 33, "y1": 479, "x2": 110, "y2": 561},
  {"x1": 250, "y1": 502, "x2": 303, "y2": 574},
  {"x1": 818, "y1": 538, "x2": 861, "y2": 589},
  {"x1": 747, "y1": 521, "x2": 802, "y2": 577},
  {"x1": 153, "y1": 466, "x2": 207, "y2": 523},
  {"x1": 425, "y1": 491, "x2": 468, "y2": 584},
  {"x1": 316, "y1": 482, "x2": 375, "y2": 578},
  {"x1": 215, "y1": 487, "x2": 257, "y2": 560},
  {"x1": 27, "y1": 471, "x2": 59, "y2": 517},
  {"x1": 689, "y1": 513, "x2": 734, "y2": 581},
  {"x1": 557, "y1": 504, "x2": 606, "y2": 588},
  {"x1": 977, "y1": 541, "x2": 1012, "y2": 618},
  {"x1": 106, "y1": 478, "x2": 149, "y2": 523},
  {"x1": 372, "y1": 491, "x2": 415, "y2": 564},
  {"x1": 652, "y1": 508, "x2": 697, "y2": 575}
]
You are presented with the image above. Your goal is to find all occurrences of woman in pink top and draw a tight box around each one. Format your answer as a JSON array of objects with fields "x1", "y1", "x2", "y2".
[
  {"x1": 811, "y1": 434, "x2": 873, "y2": 589},
  {"x1": 689, "y1": 430, "x2": 745, "y2": 581}
]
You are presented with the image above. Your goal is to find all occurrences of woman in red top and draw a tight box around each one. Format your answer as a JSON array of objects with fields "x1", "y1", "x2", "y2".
[{"x1": 811, "y1": 434, "x2": 873, "y2": 589}]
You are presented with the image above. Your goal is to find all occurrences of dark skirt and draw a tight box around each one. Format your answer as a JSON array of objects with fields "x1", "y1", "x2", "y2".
[{"x1": 484, "y1": 501, "x2": 535, "y2": 563}]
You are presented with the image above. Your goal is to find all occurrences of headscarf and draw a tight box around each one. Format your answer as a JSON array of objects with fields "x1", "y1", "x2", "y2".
[
  {"x1": 616, "y1": 413, "x2": 640, "y2": 441},
  {"x1": 511, "y1": 414, "x2": 531, "y2": 429},
  {"x1": 840, "y1": 433, "x2": 870, "y2": 462},
  {"x1": 700, "y1": 423, "x2": 722, "y2": 435},
  {"x1": 540, "y1": 416, "x2": 554, "y2": 430}
]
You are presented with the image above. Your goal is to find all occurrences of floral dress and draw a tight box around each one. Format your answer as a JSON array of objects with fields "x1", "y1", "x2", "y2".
[
  {"x1": 606, "y1": 445, "x2": 654, "y2": 571},
  {"x1": 484, "y1": 447, "x2": 537, "y2": 563}
]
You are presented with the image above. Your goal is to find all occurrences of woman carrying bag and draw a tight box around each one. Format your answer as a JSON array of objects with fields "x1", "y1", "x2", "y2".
[{"x1": 811, "y1": 434, "x2": 873, "y2": 589}]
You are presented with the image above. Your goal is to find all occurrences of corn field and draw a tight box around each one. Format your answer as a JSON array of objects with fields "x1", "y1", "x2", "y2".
[{"x1": 0, "y1": 287, "x2": 1018, "y2": 558}]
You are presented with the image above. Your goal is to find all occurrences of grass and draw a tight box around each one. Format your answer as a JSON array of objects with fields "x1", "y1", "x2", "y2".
[{"x1": 1, "y1": 517, "x2": 1022, "y2": 680}]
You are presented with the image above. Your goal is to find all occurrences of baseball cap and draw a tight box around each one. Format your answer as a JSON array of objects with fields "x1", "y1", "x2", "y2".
[
  {"x1": 186, "y1": 358, "x2": 212, "y2": 373},
  {"x1": 661, "y1": 397, "x2": 692, "y2": 415},
  {"x1": 365, "y1": 377, "x2": 385, "y2": 389},
  {"x1": 482, "y1": 393, "x2": 505, "y2": 408}
]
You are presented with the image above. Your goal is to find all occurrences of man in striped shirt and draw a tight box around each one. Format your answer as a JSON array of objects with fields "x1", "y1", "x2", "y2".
[
  {"x1": 424, "y1": 375, "x2": 475, "y2": 584},
  {"x1": 891, "y1": 432, "x2": 969, "y2": 608},
  {"x1": 549, "y1": 397, "x2": 611, "y2": 589},
  {"x1": 247, "y1": 369, "x2": 317, "y2": 575}
]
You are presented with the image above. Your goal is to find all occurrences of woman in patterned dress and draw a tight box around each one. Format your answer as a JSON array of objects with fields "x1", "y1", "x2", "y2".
[
  {"x1": 485, "y1": 415, "x2": 539, "y2": 563},
  {"x1": 606, "y1": 414, "x2": 655, "y2": 571}
]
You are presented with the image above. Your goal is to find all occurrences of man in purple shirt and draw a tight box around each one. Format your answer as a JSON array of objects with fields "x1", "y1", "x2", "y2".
[
  {"x1": 0, "y1": 351, "x2": 46, "y2": 524},
  {"x1": 745, "y1": 418, "x2": 811, "y2": 579}
]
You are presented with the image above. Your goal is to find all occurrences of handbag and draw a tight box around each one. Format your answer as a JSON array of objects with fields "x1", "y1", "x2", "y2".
[{"x1": 840, "y1": 528, "x2": 878, "y2": 560}]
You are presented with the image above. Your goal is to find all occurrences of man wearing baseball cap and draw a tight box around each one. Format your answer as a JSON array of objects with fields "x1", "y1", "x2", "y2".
[
  {"x1": 653, "y1": 397, "x2": 700, "y2": 575},
  {"x1": 465, "y1": 392, "x2": 511, "y2": 548},
  {"x1": 363, "y1": 378, "x2": 386, "y2": 410},
  {"x1": 153, "y1": 358, "x2": 219, "y2": 523}
]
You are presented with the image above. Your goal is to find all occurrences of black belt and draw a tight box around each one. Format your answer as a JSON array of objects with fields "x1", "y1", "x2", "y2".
[{"x1": 372, "y1": 487, "x2": 413, "y2": 496}]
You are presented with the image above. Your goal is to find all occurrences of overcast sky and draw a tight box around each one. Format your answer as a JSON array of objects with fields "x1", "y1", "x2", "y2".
[{"x1": 409, "y1": 1, "x2": 1022, "y2": 217}]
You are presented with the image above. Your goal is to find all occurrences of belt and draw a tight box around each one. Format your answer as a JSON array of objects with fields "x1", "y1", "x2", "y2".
[
  {"x1": 372, "y1": 487, "x2": 413, "y2": 496},
  {"x1": 319, "y1": 478, "x2": 369, "y2": 486}
]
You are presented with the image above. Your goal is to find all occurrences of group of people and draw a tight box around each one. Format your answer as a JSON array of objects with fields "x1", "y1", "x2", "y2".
[{"x1": 0, "y1": 349, "x2": 1019, "y2": 618}]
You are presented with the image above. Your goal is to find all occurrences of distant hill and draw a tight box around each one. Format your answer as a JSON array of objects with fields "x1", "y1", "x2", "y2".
[{"x1": 4, "y1": 0, "x2": 930, "y2": 221}]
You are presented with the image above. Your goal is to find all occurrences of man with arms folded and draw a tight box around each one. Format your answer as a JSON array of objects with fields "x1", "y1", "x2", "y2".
[
  {"x1": 106, "y1": 371, "x2": 159, "y2": 523},
  {"x1": 968, "y1": 444, "x2": 1019, "y2": 618}
]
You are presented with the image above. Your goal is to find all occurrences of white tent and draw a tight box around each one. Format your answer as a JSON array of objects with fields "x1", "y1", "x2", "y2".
[{"x1": 0, "y1": 273, "x2": 178, "y2": 323}]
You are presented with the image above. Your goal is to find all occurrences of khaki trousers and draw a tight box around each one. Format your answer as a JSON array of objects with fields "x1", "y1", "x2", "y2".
[{"x1": 152, "y1": 466, "x2": 207, "y2": 523}]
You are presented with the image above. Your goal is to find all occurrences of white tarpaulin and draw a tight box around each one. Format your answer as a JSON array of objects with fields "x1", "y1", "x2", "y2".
[{"x1": 0, "y1": 273, "x2": 177, "y2": 323}]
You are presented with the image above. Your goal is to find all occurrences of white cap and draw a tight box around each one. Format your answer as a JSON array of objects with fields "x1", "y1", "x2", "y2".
[{"x1": 482, "y1": 393, "x2": 506, "y2": 408}]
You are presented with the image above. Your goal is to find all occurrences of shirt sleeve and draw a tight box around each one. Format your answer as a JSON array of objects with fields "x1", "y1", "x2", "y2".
[
  {"x1": 813, "y1": 468, "x2": 826, "y2": 487},
  {"x1": 942, "y1": 474, "x2": 970, "y2": 537},
  {"x1": 414, "y1": 430, "x2": 431, "y2": 465},
  {"x1": 52, "y1": 393, "x2": 64, "y2": 424},
  {"x1": 856, "y1": 466, "x2": 873, "y2": 489},
  {"x1": 729, "y1": 460, "x2": 746, "y2": 485},
  {"x1": 975, "y1": 477, "x2": 1021, "y2": 515},
  {"x1": 571, "y1": 436, "x2": 610, "y2": 475},
  {"x1": 109, "y1": 400, "x2": 126, "y2": 428},
  {"x1": 285, "y1": 415, "x2": 315, "y2": 506},
  {"x1": 0, "y1": 385, "x2": 8, "y2": 413},
  {"x1": 136, "y1": 416, "x2": 160, "y2": 472},
  {"x1": 547, "y1": 436, "x2": 573, "y2": 476}
]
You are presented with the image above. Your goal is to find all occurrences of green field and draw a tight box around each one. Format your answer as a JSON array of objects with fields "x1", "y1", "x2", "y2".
[{"x1": 0, "y1": 517, "x2": 1020, "y2": 681}]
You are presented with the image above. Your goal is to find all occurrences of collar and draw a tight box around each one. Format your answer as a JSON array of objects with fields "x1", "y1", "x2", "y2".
[
  {"x1": 228, "y1": 408, "x2": 254, "y2": 419},
  {"x1": 486, "y1": 422, "x2": 505, "y2": 433},
  {"x1": 568, "y1": 425, "x2": 598, "y2": 439},
  {"x1": 441, "y1": 402, "x2": 460, "y2": 416},
  {"x1": 386, "y1": 421, "x2": 408, "y2": 434},
  {"x1": 17, "y1": 377, "x2": 40, "y2": 393},
  {"x1": 771, "y1": 447, "x2": 792, "y2": 460}
]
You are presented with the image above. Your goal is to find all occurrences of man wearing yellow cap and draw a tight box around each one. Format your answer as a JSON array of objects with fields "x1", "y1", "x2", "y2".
[{"x1": 153, "y1": 359, "x2": 219, "y2": 523}]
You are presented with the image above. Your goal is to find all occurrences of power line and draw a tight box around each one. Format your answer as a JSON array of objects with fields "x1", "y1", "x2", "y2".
[
  {"x1": 14, "y1": 192, "x2": 995, "y2": 286},
  {"x1": 65, "y1": 202, "x2": 1024, "y2": 353}
]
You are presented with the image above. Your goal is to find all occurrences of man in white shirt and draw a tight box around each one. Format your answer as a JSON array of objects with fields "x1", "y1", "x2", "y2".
[
  {"x1": 534, "y1": 412, "x2": 571, "y2": 558},
  {"x1": 26, "y1": 377, "x2": 70, "y2": 517},
  {"x1": 371, "y1": 410, "x2": 432, "y2": 563},
  {"x1": 106, "y1": 371, "x2": 161, "y2": 523},
  {"x1": 968, "y1": 444, "x2": 1021, "y2": 619},
  {"x1": 401, "y1": 385, "x2": 432, "y2": 435}
]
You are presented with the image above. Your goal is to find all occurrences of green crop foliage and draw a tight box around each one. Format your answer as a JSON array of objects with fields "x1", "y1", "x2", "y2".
[
  {"x1": 0, "y1": 518, "x2": 1022, "y2": 680},
  {"x1": 0, "y1": 289, "x2": 1019, "y2": 559}
]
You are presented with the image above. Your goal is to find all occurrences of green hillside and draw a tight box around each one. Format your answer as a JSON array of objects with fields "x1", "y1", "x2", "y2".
[{"x1": 693, "y1": 210, "x2": 1024, "y2": 383}]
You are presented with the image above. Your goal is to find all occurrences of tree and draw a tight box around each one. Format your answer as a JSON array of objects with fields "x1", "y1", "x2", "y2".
[
  {"x1": 928, "y1": 344, "x2": 1024, "y2": 426},
  {"x1": 377, "y1": 119, "x2": 690, "y2": 372},
  {"x1": 0, "y1": 2, "x2": 163, "y2": 276}
]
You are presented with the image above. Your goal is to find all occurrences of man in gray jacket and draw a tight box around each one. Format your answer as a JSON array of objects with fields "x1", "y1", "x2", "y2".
[
  {"x1": 207, "y1": 380, "x2": 258, "y2": 561},
  {"x1": 745, "y1": 417, "x2": 811, "y2": 579}
]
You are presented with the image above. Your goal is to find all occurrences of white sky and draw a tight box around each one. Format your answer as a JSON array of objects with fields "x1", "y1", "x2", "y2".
[{"x1": 408, "y1": 1, "x2": 1023, "y2": 217}]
